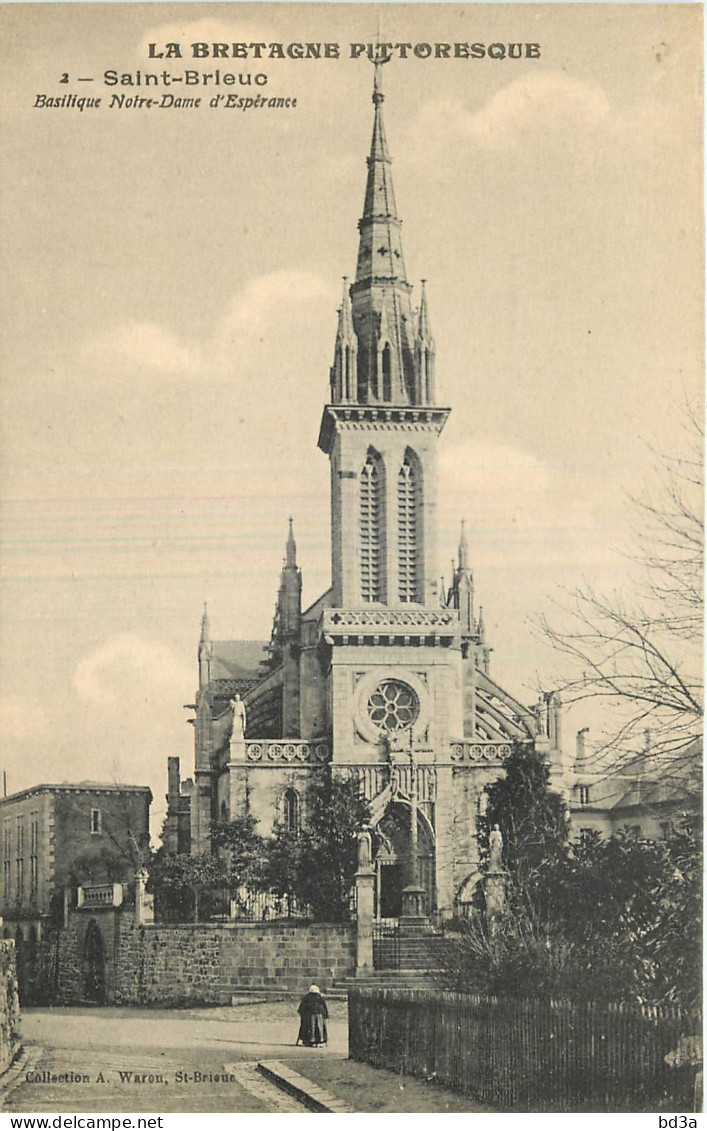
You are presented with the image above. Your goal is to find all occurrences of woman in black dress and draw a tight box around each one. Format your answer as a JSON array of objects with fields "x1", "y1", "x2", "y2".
[{"x1": 296, "y1": 984, "x2": 328, "y2": 1046}]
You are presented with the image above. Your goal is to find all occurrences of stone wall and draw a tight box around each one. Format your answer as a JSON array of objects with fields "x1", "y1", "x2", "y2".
[
  {"x1": 0, "y1": 940, "x2": 21, "y2": 1072},
  {"x1": 55, "y1": 908, "x2": 121, "y2": 1004},
  {"x1": 114, "y1": 921, "x2": 355, "y2": 1005}
]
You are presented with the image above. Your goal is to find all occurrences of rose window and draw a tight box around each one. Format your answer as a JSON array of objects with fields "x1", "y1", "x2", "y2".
[{"x1": 367, "y1": 680, "x2": 419, "y2": 732}]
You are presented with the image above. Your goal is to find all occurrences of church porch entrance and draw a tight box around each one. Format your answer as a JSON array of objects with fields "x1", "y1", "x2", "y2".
[
  {"x1": 378, "y1": 862, "x2": 403, "y2": 919},
  {"x1": 373, "y1": 802, "x2": 435, "y2": 922}
]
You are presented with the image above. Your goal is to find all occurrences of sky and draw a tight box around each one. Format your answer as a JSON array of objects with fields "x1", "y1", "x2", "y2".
[{"x1": 0, "y1": 3, "x2": 702, "y2": 838}]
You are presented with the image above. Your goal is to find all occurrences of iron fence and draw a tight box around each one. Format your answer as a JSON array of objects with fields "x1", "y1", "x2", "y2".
[
  {"x1": 372, "y1": 922, "x2": 401, "y2": 970},
  {"x1": 229, "y1": 887, "x2": 311, "y2": 922},
  {"x1": 348, "y1": 988, "x2": 701, "y2": 1112}
]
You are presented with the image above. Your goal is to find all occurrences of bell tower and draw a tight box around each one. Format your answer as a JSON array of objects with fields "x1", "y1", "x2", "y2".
[
  {"x1": 318, "y1": 63, "x2": 450, "y2": 610},
  {"x1": 316, "y1": 65, "x2": 461, "y2": 921}
]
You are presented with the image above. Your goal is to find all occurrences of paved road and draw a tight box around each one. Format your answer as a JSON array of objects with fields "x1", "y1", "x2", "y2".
[{"x1": 3, "y1": 1000, "x2": 348, "y2": 1113}]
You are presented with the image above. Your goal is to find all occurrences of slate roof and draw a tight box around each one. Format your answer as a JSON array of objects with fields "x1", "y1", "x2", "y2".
[{"x1": 211, "y1": 640, "x2": 269, "y2": 681}]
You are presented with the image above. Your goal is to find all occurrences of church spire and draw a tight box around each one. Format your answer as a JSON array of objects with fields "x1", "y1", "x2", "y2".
[
  {"x1": 349, "y1": 64, "x2": 420, "y2": 407},
  {"x1": 359, "y1": 60, "x2": 399, "y2": 247}
]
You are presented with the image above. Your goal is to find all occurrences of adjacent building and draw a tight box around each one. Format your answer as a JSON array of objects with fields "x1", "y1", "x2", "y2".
[
  {"x1": 0, "y1": 782, "x2": 151, "y2": 937},
  {"x1": 570, "y1": 734, "x2": 700, "y2": 841}
]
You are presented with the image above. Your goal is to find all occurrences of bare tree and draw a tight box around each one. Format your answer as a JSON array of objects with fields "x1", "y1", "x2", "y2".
[
  {"x1": 537, "y1": 404, "x2": 703, "y2": 781},
  {"x1": 631, "y1": 402, "x2": 703, "y2": 642}
]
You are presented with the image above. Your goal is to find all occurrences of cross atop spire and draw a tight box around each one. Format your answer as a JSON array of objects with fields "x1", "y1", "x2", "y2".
[
  {"x1": 373, "y1": 54, "x2": 386, "y2": 107},
  {"x1": 372, "y1": 15, "x2": 391, "y2": 104}
]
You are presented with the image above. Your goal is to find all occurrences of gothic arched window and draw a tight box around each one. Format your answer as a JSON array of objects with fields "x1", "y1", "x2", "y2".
[
  {"x1": 283, "y1": 788, "x2": 299, "y2": 833},
  {"x1": 398, "y1": 451, "x2": 422, "y2": 603},
  {"x1": 360, "y1": 450, "x2": 384, "y2": 603}
]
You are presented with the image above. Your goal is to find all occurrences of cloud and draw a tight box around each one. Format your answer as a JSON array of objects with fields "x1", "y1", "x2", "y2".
[
  {"x1": 77, "y1": 270, "x2": 332, "y2": 381},
  {"x1": 410, "y1": 73, "x2": 611, "y2": 151},
  {"x1": 220, "y1": 270, "x2": 333, "y2": 336},
  {"x1": 80, "y1": 321, "x2": 199, "y2": 376},
  {"x1": 73, "y1": 634, "x2": 192, "y2": 709}
]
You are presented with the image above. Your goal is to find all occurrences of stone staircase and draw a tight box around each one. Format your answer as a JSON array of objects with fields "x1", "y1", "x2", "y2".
[
  {"x1": 399, "y1": 933, "x2": 440, "y2": 970},
  {"x1": 334, "y1": 971, "x2": 439, "y2": 992},
  {"x1": 373, "y1": 923, "x2": 443, "y2": 972},
  {"x1": 337, "y1": 921, "x2": 445, "y2": 992}
]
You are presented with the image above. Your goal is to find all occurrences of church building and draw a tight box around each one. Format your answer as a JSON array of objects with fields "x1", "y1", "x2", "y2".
[{"x1": 165, "y1": 66, "x2": 571, "y2": 920}]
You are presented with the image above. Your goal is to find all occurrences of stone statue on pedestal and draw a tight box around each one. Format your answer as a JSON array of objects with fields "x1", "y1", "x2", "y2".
[
  {"x1": 534, "y1": 695, "x2": 547, "y2": 737},
  {"x1": 357, "y1": 829, "x2": 373, "y2": 870},
  {"x1": 489, "y1": 823, "x2": 504, "y2": 871},
  {"x1": 230, "y1": 694, "x2": 246, "y2": 741}
]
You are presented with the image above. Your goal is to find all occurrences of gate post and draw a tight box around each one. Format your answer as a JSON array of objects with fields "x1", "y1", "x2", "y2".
[
  {"x1": 355, "y1": 831, "x2": 375, "y2": 973},
  {"x1": 134, "y1": 869, "x2": 154, "y2": 927},
  {"x1": 355, "y1": 870, "x2": 375, "y2": 971},
  {"x1": 484, "y1": 824, "x2": 507, "y2": 930}
]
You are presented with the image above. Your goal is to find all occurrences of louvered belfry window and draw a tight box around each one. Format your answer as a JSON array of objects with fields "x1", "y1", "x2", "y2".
[
  {"x1": 398, "y1": 455, "x2": 420, "y2": 602},
  {"x1": 360, "y1": 452, "x2": 382, "y2": 602}
]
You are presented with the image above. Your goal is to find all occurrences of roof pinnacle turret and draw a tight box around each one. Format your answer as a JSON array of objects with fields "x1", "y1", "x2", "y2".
[
  {"x1": 286, "y1": 517, "x2": 297, "y2": 568},
  {"x1": 418, "y1": 279, "x2": 433, "y2": 342},
  {"x1": 337, "y1": 277, "x2": 354, "y2": 342},
  {"x1": 458, "y1": 520, "x2": 470, "y2": 571},
  {"x1": 199, "y1": 602, "x2": 210, "y2": 645}
]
